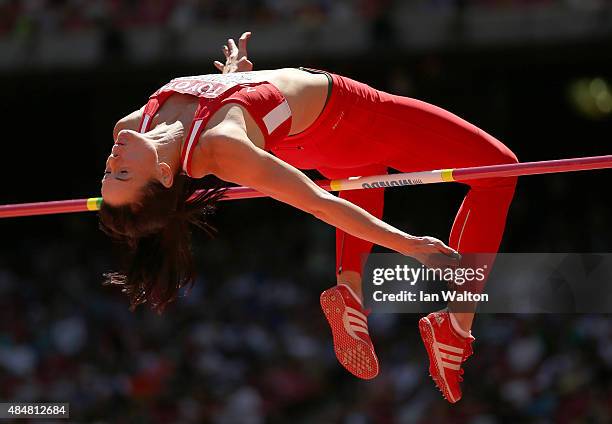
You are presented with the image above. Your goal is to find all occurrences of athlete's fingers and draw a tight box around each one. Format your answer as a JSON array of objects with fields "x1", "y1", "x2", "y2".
[
  {"x1": 419, "y1": 236, "x2": 459, "y2": 259},
  {"x1": 223, "y1": 45, "x2": 229, "y2": 58},
  {"x1": 411, "y1": 238, "x2": 461, "y2": 269},
  {"x1": 214, "y1": 61, "x2": 224, "y2": 72},
  {"x1": 228, "y1": 38, "x2": 238, "y2": 57},
  {"x1": 237, "y1": 57, "x2": 253, "y2": 71},
  {"x1": 433, "y1": 239, "x2": 461, "y2": 260},
  {"x1": 238, "y1": 31, "x2": 251, "y2": 53}
]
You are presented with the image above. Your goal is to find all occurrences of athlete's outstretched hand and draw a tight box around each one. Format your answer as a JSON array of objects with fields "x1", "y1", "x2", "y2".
[
  {"x1": 406, "y1": 236, "x2": 461, "y2": 269},
  {"x1": 214, "y1": 31, "x2": 253, "y2": 74}
]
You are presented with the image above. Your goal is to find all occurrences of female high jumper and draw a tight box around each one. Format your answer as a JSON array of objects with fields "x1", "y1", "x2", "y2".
[{"x1": 100, "y1": 32, "x2": 518, "y2": 403}]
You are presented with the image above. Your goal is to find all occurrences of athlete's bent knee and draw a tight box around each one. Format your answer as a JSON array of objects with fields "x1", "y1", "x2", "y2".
[{"x1": 504, "y1": 148, "x2": 519, "y2": 166}]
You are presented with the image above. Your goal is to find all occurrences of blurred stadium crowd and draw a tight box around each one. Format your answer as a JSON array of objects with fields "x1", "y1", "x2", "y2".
[
  {"x1": 0, "y1": 0, "x2": 608, "y2": 37},
  {"x1": 2, "y1": 0, "x2": 610, "y2": 71},
  {"x1": 1, "y1": 214, "x2": 611, "y2": 423}
]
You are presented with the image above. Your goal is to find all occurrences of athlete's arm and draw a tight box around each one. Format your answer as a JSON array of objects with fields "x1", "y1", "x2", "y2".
[
  {"x1": 202, "y1": 124, "x2": 460, "y2": 268},
  {"x1": 213, "y1": 31, "x2": 253, "y2": 74},
  {"x1": 113, "y1": 106, "x2": 145, "y2": 141}
]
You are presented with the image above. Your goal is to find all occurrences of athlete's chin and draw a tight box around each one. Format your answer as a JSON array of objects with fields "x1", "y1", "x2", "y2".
[{"x1": 101, "y1": 183, "x2": 137, "y2": 207}]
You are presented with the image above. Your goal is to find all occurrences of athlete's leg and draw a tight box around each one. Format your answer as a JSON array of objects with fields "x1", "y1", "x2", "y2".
[
  {"x1": 353, "y1": 90, "x2": 518, "y2": 401},
  {"x1": 369, "y1": 93, "x2": 519, "y2": 331},
  {"x1": 318, "y1": 164, "x2": 387, "y2": 300},
  {"x1": 314, "y1": 74, "x2": 516, "y2": 396},
  {"x1": 445, "y1": 177, "x2": 517, "y2": 330},
  {"x1": 317, "y1": 164, "x2": 386, "y2": 380}
]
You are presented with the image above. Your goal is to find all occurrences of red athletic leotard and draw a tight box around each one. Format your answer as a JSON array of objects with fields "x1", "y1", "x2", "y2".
[{"x1": 137, "y1": 72, "x2": 292, "y2": 177}]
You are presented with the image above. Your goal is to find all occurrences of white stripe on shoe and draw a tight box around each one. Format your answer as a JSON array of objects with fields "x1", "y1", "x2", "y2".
[
  {"x1": 440, "y1": 352, "x2": 463, "y2": 362},
  {"x1": 435, "y1": 342, "x2": 464, "y2": 372},
  {"x1": 342, "y1": 311, "x2": 370, "y2": 340},
  {"x1": 442, "y1": 361, "x2": 461, "y2": 371},
  {"x1": 347, "y1": 316, "x2": 368, "y2": 330},
  {"x1": 345, "y1": 306, "x2": 368, "y2": 323},
  {"x1": 434, "y1": 341, "x2": 464, "y2": 354},
  {"x1": 350, "y1": 326, "x2": 370, "y2": 335},
  {"x1": 344, "y1": 305, "x2": 370, "y2": 338},
  {"x1": 343, "y1": 316, "x2": 370, "y2": 338}
]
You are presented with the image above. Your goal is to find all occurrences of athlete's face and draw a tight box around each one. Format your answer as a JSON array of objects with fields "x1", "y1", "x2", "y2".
[{"x1": 101, "y1": 130, "x2": 173, "y2": 205}]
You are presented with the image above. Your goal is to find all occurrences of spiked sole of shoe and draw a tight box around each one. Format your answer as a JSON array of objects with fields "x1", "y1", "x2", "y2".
[{"x1": 320, "y1": 288, "x2": 379, "y2": 380}]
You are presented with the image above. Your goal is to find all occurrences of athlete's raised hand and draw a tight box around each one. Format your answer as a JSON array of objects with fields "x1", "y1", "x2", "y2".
[{"x1": 214, "y1": 31, "x2": 253, "y2": 74}]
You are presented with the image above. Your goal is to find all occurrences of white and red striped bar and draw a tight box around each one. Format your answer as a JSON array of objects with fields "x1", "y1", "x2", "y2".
[
  {"x1": 328, "y1": 154, "x2": 612, "y2": 191},
  {"x1": 1, "y1": 154, "x2": 612, "y2": 218}
]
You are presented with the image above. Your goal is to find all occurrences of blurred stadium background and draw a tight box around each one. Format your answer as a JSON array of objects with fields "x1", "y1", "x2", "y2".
[{"x1": 1, "y1": 0, "x2": 612, "y2": 422}]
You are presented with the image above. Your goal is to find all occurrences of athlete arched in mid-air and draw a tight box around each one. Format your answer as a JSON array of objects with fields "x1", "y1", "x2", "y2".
[{"x1": 100, "y1": 32, "x2": 517, "y2": 403}]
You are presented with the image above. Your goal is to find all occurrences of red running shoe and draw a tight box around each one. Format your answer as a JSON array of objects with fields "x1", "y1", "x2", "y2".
[
  {"x1": 320, "y1": 284, "x2": 379, "y2": 379},
  {"x1": 418, "y1": 309, "x2": 475, "y2": 403}
]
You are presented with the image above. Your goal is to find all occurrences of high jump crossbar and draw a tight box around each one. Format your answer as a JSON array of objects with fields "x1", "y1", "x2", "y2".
[{"x1": 1, "y1": 154, "x2": 611, "y2": 219}]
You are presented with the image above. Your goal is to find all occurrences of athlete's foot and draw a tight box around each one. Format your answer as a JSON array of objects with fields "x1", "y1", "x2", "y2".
[
  {"x1": 320, "y1": 284, "x2": 379, "y2": 379},
  {"x1": 418, "y1": 308, "x2": 475, "y2": 403}
]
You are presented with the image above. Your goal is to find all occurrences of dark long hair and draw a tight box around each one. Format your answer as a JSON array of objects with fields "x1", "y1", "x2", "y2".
[{"x1": 99, "y1": 174, "x2": 227, "y2": 313}]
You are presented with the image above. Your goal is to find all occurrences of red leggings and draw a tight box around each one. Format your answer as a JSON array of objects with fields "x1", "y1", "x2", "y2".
[{"x1": 269, "y1": 73, "x2": 518, "y2": 277}]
